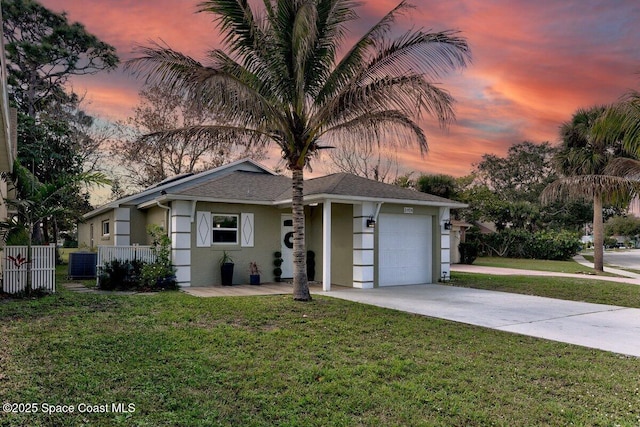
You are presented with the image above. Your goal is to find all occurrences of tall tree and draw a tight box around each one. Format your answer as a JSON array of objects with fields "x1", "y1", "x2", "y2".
[
  {"x1": 324, "y1": 141, "x2": 399, "y2": 183},
  {"x1": 128, "y1": 0, "x2": 470, "y2": 300},
  {"x1": 469, "y1": 141, "x2": 591, "y2": 231},
  {"x1": 2, "y1": 0, "x2": 119, "y2": 241},
  {"x1": 416, "y1": 173, "x2": 458, "y2": 199},
  {"x1": 475, "y1": 141, "x2": 557, "y2": 203},
  {"x1": 113, "y1": 84, "x2": 266, "y2": 189},
  {"x1": 542, "y1": 106, "x2": 640, "y2": 272},
  {"x1": 2, "y1": 0, "x2": 118, "y2": 116}
]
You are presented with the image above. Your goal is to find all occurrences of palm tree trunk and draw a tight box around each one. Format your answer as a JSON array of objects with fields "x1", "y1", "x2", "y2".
[
  {"x1": 593, "y1": 193, "x2": 604, "y2": 272},
  {"x1": 291, "y1": 168, "x2": 311, "y2": 301}
]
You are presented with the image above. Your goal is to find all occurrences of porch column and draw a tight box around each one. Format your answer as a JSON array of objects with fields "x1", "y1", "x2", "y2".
[
  {"x1": 322, "y1": 200, "x2": 332, "y2": 291},
  {"x1": 113, "y1": 207, "x2": 130, "y2": 246},
  {"x1": 353, "y1": 203, "x2": 375, "y2": 288},
  {"x1": 439, "y1": 207, "x2": 451, "y2": 281},
  {"x1": 171, "y1": 200, "x2": 192, "y2": 287}
]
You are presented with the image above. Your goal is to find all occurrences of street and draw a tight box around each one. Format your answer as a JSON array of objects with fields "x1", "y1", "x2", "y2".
[{"x1": 598, "y1": 249, "x2": 640, "y2": 269}]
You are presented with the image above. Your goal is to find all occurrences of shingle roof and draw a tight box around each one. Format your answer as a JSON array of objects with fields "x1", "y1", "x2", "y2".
[
  {"x1": 175, "y1": 171, "x2": 290, "y2": 201},
  {"x1": 291, "y1": 173, "x2": 459, "y2": 204},
  {"x1": 173, "y1": 170, "x2": 463, "y2": 207}
]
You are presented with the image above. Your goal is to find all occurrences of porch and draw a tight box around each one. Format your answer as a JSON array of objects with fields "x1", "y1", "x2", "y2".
[{"x1": 182, "y1": 281, "x2": 325, "y2": 297}]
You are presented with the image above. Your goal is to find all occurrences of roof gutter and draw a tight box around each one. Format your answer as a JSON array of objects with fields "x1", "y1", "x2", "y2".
[
  {"x1": 275, "y1": 193, "x2": 468, "y2": 209},
  {"x1": 155, "y1": 201, "x2": 171, "y2": 235}
]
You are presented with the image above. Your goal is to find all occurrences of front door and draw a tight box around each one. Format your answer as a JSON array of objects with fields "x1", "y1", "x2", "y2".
[{"x1": 281, "y1": 214, "x2": 294, "y2": 278}]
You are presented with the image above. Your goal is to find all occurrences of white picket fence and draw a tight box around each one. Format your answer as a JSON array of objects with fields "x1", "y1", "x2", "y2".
[
  {"x1": 2, "y1": 245, "x2": 56, "y2": 294},
  {"x1": 96, "y1": 245, "x2": 156, "y2": 280}
]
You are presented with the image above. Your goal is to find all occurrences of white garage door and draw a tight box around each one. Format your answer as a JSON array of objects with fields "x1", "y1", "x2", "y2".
[{"x1": 378, "y1": 214, "x2": 432, "y2": 286}]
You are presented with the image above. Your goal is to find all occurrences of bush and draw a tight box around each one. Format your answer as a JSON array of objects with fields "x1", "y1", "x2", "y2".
[
  {"x1": 98, "y1": 259, "x2": 145, "y2": 290},
  {"x1": 139, "y1": 224, "x2": 177, "y2": 290},
  {"x1": 603, "y1": 237, "x2": 618, "y2": 249},
  {"x1": 479, "y1": 229, "x2": 581, "y2": 261},
  {"x1": 458, "y1": 242, "x2": 478, "y2": 264},
  {"x1": 140, "y1": 262, "x2": 177, "y2": 290}
]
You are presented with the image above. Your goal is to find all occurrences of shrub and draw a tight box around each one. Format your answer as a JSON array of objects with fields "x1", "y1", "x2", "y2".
[
  {"x1": 98, "y1": 259, "x2": 145, "y2": 290},
  {"x1": 140, "y1": 262, "x2": 177, "y2": 290},
  {"x1": 139, "y1": 224, "x2": 177, "y2": 290},
  {"x1": 479, "y1": 229, "x2": 581, "y2": 261},
  {"x1": 458, "y1": 242, "x2": 478, "y2": 264}
]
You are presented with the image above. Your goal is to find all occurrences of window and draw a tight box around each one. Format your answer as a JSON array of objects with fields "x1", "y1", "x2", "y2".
[
  {"x1": 212, "y1": 215, "x2": 238, "y2": 244},
  {"x1": 102, "y1": 220, "x2": 110, "y2": 237}
]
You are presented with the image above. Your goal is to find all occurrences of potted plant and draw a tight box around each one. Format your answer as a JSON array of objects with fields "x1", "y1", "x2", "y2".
[
  {"x1": 249, "y1": 261, "x2": 260, "y2": 285},
  {"x1": 273, "y1": 251, "x2": 283, "y2": 282},
  {"x1": 220, "y1": 251, "x2": 234, "y2": 286}
]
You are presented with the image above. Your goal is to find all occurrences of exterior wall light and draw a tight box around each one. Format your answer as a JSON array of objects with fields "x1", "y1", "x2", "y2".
[
  {"x1": 366, "y1": 216, "x2": 376, "y2": 228},
  {"x1": 444, "y1": 220, "x2": 452, "y2": 230}
]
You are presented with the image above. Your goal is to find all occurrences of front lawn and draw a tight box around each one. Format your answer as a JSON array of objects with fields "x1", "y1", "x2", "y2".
[
  {"x1": 1, "y1": 289, "x2": 639, "y2": 426},
  {"x1": 473, "y1": 256, "x2": 597, "y2": 274},
  {"x1": 450, "y1": 272, "x2": 640, "y2": 308}
]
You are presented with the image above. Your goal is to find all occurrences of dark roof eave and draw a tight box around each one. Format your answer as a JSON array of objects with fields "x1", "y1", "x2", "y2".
[
  {"x1": 137, "y1": 194, "x2": 278, "y2": 209},
  {"x1": 275, "y1": 193, "x2": 468, "y2": 208}
]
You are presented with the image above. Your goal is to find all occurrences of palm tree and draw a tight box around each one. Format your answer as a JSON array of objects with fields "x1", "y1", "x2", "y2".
[
  {"x1": 0, "y1": 160, "x2": 109, "y2": 294},
  {"x1": 542, "y1": 106, "x2": 640, "y2": 272},
  {"x1": 603, "y1": 91, "x2": 640, "y2": 153},
  {"x1": 127, "y1": 0, "x2": 470, "y2": 300}
]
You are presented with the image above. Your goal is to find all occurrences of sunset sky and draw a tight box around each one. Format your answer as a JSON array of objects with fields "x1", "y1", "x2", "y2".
[{"x1": 38, "y1": 0, "x2": 640, "y2": 178}]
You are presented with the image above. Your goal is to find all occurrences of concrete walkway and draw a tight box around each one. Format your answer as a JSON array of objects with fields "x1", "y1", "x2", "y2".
[
  {"x1": 572, "y1": 254, "x2": 640, "y2": 280},
  {"x1": 452, "y1": 262, "x2": 640, "y2": 286},
  {"x1": 323, "y1": 284, "x2": 640, "y2": 357}
]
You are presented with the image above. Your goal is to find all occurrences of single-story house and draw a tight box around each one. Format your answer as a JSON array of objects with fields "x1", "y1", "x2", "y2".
[{"x1": 79, "y1": 159, "x2": 466, "y2": 290}]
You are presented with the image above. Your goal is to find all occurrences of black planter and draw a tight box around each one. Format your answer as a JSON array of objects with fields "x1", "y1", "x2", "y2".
[
  {"x1": 249, "y1": 274, "x2": 260, "y2": 286},
  {"x1": 221, "y1": 263, "x2": 234, "y2": 286}
]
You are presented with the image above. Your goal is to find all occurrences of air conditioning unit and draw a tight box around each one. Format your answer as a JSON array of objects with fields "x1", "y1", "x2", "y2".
[{"x1": 68, "y1": 252, "x2": 97, "y2": 280}]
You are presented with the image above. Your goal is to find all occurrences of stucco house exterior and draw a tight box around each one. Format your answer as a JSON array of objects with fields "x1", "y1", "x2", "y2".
[
  {"x1": 0, "y1": 6, "x2": 16, "y2": 221},
  {"x1": 79, "y1": 159, "x2": 465, "y2": 290}
]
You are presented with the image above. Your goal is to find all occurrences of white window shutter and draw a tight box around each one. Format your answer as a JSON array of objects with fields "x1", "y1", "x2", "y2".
[
  {"x1": 241, "y1": 213, "x2": 254, "y2": 247},
  {"x1": 196, "y1": 211, "x2": 211, "y2": 247}
]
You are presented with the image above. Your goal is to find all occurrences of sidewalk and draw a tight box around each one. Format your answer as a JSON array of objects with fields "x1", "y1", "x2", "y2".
[
  {"x1": 572, "y1": 254, "x2": 640, "y2": 280},
  {"x1": 451, "y1": 262, "x2": 640, "y2": 286}
]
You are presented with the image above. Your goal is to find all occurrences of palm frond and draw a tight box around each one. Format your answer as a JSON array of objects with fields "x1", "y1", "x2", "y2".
[
  {"x1": 128, "y1": 43, "x2": 283, "y2": 130},
  {"x1": 291, "y1": 0, "x2": 319, "y2": 111},
  {"x1": 541, "y1": 175, "x2": 640, "y2": 206},
  {"x1": 197, "y1": 0, "x2": 264, "y2": 59},
  {"x1": 603, "y1": 157, "x2": 640, "y2": 178},
  {"x1": 315, "y1": 0, "x2": 411, "y2": 104},
  {"x1": 135, "y1": 124, "x2": 273, "y2": 149},
  {"x1": 617, "y1": 91, "x2": 640, "y2": 155},
  {"x1": 320, "y1": 110, "x2": 427, "y2": 154},
  {"x1": 357, "y1": 30, "x2": 470, "y2": 85},
  {"x1": 314, "y1": 74, "x2": 455, "y2": 132},
  {"x1": 304, "y1": 0, "x2": 360, "y2": 95}
]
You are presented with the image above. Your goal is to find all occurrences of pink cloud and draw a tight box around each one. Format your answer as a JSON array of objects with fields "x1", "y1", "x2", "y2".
[{"x1": 37, "y1": 0, "x2": 640, "y2": 179}]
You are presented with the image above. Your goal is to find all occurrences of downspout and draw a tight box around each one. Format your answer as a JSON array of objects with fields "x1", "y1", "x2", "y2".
[
  {"x1": 156, "y1": 201, "x2": 171, "y2": 236},
  {"x1": 374, "y1": 202, "x2": 383, "y2": 221}
]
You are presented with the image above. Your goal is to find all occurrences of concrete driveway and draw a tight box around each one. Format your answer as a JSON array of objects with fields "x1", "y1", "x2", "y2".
[{"x1": 322, "y1": 284, "x2": 640, "y2": 357}]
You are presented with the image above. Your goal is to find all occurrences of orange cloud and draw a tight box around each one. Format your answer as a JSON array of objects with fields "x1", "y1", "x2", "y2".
[{"x1": 38, "y1": 0, "x2": 640, "y2": 179}]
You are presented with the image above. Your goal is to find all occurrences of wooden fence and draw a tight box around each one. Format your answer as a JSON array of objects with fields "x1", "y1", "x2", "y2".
[{"x1": 2, "y1": 245, "x2": 56, "y2": 294}]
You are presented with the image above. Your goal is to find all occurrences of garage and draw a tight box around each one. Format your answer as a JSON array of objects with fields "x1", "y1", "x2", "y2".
[{"x1": 378, "y1": 213, "x2": 432, "y2": 286}]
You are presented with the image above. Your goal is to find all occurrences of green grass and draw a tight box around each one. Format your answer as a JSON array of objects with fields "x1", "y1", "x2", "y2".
[
  {"x1": 57, "y1": 247, "x2": 81, "y2": 264},
  {"x1": 473, "y1": 256, "x2": 602, "y2": 274},
  {"x1": 55, "y1": 263, "x2": 97, "y2": 289},
  {"x1": 1, "y1": 288, "x2": 640, "y2": 426},
  {"x1": 450, "y1": 272, "x2": 640, "y2": 308}
]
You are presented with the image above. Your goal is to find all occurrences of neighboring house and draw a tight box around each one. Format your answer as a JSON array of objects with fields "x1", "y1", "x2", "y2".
[
  {"x1": 0, "y1": 5, "x2": 17, "y2": 221},
  {"x1": 449, "y1": 219, "x2": 472, "y2": 264},
  {"x1": 79, "y1": 159, "x2": 465, "y2": 290}
]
